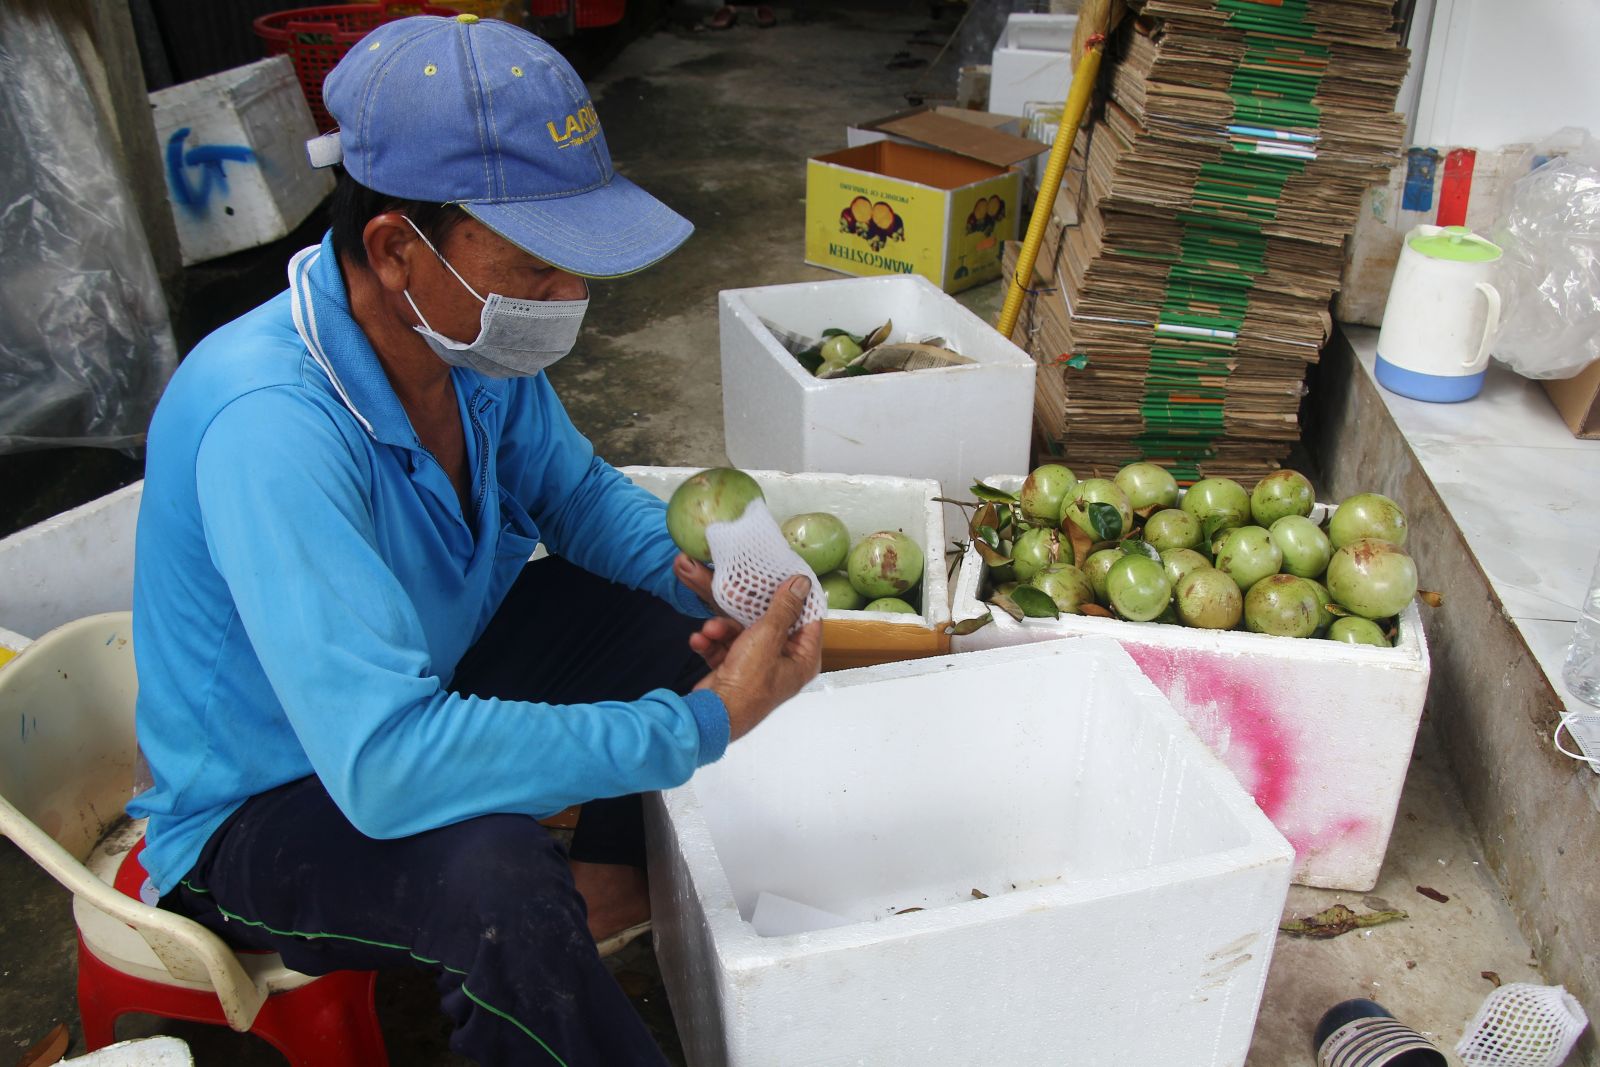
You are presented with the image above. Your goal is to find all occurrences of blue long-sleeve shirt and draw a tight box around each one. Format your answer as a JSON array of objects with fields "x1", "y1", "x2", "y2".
[{"x1": 128, "y1": 233, "x2": 727, "y2": 894}]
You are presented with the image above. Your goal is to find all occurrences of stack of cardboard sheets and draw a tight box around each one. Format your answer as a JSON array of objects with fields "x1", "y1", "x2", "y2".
[{"x1": 1011, "y1": 0, "x2": 1408, "y2": 482}]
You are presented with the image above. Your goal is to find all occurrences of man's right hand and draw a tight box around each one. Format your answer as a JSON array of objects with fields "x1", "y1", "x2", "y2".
[{"x1": 695, "y1": 575, "x2": 822, "y2": 741}]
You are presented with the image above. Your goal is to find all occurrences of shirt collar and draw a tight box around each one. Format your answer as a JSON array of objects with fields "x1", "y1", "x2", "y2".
[{"x1": 287, "y1": 231, "x2": 505, "y2": 449}]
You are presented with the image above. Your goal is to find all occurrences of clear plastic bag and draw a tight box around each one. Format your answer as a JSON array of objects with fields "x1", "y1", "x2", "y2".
[
  {"x1": 1490, "y1": 129, "x2": 1600, "y2": 380},
  {"x1": 0, "y1": 5, "x2": 177, "y2": 452}
]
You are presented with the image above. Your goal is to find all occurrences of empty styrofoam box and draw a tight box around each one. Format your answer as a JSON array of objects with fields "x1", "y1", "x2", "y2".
[
  {"x1": 150, "y1": 56, "x2": 333, "y2": 265},
  {"x1": 647, "y1": 640, "x2": 1294, "y2": 1066},
  {"x1": 0, "y1": 482, "x2": 143, "y2": 641},
  {"x1": 950, "y1": 475, "x2": 1432, "y2": 891},
  {"x1": 989, "y1": 14, "x2": 1078, "y2": 120},
  {"x1": 621, "y1": 466, "x2": 950, "y2": 669},
  {"x1": 718, "y1": 275, "x2": 1035, "y2": 533}
]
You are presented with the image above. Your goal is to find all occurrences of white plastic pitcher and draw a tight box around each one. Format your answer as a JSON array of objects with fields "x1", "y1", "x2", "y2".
[{"x1": 1375, "y1": 224, "x2": 1502, "y2": 402}]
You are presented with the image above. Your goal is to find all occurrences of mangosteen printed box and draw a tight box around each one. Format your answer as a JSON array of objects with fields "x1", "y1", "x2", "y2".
[{"x1": 805, "y1": 111, "x2": 1044, "y2": 293}]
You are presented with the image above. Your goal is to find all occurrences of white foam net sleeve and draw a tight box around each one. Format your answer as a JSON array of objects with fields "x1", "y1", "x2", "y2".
[
  {"x1": 1456, "y1": 983, "x2": 1590, "y2": 1067},
  {"x1": 704, "y1": 499, "x2": 828, "y2": 632}
]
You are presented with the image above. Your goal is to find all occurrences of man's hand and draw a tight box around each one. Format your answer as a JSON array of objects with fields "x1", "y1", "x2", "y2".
[
  {"x1": 695, "y1": 575, "x2": 822, "y2": 741},
  {"x1": 674, "y1": 553, "x2": 745, "y2": 669},
  {"x1": 673, "y1": 553, "x2": 716, "y2": 609}
]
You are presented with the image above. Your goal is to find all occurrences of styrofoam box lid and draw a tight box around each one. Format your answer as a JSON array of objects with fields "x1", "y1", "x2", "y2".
[
  {"x1": 150, "y1": 55, "x2": 298, "y2": 114},
  {"x1": 1000, "y1": 13, "x2": 1077, "y2": 52},
  {"x1": 719, "y1": 274, "x2": 1032, "y2": 396},
  {"x1": 621, "y1": 466, "x2": 950, "y2": 628},
  {"x1": 952, "y1": 474, "x2": 1428, "y2": 666},
  {"x1": 661, "y1": 640, "x2": 1292, "y2": 958}
]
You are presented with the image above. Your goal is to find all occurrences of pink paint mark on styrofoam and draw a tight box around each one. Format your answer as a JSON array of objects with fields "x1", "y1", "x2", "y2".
[
  {"x1": 1286, "y1": 816, "x2": 1371, "y2": 861},
  {"x1": 1125, "y1": 644, "x2": 1299, "y2": 821}
]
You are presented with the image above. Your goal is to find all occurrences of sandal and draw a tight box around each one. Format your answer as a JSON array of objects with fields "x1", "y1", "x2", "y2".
[
  {"x1": 596, "y1": 919, "x2": 653, "y2": 959},
  {"x1": 706, "y1": 5, "x2": 737, "y2": 29}
]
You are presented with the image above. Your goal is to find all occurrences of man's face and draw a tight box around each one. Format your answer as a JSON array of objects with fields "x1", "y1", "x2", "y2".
[{"x1": 408, "y1": 216, "x2": 588, "y2": 344}]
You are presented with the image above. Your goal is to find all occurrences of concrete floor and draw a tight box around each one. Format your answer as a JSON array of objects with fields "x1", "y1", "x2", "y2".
[{"x1": 0, "y1": 4, "x2": 1550, "y2": 1065}]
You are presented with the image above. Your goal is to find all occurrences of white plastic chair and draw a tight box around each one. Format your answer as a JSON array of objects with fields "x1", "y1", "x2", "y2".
[{"x1": 0, "y1": 612, "x2": 386, "y2": 1065}]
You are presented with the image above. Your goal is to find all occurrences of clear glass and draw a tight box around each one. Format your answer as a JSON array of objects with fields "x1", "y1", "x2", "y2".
[{"x1": 1562, "y1": 550, "x2": 1600, "y2": 708}]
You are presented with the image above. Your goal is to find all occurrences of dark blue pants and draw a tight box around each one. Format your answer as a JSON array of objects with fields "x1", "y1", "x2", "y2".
[{"x1": 161, "y1": 557, "x2": 708, "y2": 1066}]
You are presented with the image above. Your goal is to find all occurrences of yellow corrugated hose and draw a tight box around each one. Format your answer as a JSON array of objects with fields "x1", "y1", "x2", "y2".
[{"x1": 996, "y1": 34, "x2": 1105, "y2": 341}]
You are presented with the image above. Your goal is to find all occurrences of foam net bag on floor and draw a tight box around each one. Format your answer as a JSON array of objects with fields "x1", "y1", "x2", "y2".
[
  {"x1": 705, "y1": 499, "x2": 827, "y2": 632},
  {"x1": 1456, "y1": 983, "x2": 1589, "y2": 1067}
]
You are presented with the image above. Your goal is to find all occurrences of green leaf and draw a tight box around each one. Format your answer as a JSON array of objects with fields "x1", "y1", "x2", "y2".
[
  {"x1": 993, "y1": 503, "x2": 1014, "y2": 537},
  {"x1": 1010, "y1": 585, "x2": 1061, "y2": 619},
  {"x1": 794, "y1": 345, "x2": 824, "y2": 374},
  {"x1": 1087, "y1": 501, "x2": 1123, "y2": 542},
  {"x1": 976, "y1": 524, "x2": 1001, "y2": 550},
  {"x1": 970, "y1": 481, "x2": 1019, "y2": 504},
  {"x1": 1120, "y1": 538, "x2": 1160, "y2": 562},
  {"x1": 947, "y1": 613, "x2": 994, "y2": 636}
]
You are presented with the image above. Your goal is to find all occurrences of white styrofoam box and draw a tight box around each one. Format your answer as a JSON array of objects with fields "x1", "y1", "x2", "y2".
[
  {"x1": 718, "y1": 275, "x2": 1035, "y2": 533},
  {"x1": 950, "y1": 475, "x2": 1432, "y2": 891},
  {"x1": 647, "y1": 640, "x2": 1294, "y2": 1066},
  {"x1": 999, "y1": 12, "x2": 1077, "y2": 52},
  {"x1": 0, "y1": 482, "x2": 143, "y2": 640},
  {"x1": 619, "y1": 466, "x2": 949, "y2": 632},
  {"x1": 989, "y1": 15, "x2": 1078, "y2": 120},
  {"x1": 150, "y1": 56, "x2": 334, "y2": 266}
]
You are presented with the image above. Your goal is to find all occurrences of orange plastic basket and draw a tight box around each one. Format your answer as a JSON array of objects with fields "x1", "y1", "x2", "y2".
[
  {"x1": 527, "y1": 0, "x2": 625, "y2": 29},
  {"x1": 253, "y1": 2, "x2": 458, "y2": 132}
]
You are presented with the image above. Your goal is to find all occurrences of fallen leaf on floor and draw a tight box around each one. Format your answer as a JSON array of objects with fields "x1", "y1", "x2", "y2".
[
  {"x1": 894, "y1": 906, "x2": 924, "y2": 915},
  {"x1": 1416, "y1": 885, "x2": 1450, "y2": 903},
  {"x1": 1406, "y1": 960, "x2": 1417, "y2": 969},
  {"x1": 971, "y1": 888, "x2": 988, "y2": 900},
  {"x1": 1482, "y1": 971, "x2": 1502, "y2": 987},
  {"x1": 1279, "y1": 903, "x2": 1408, "y2": 939}
]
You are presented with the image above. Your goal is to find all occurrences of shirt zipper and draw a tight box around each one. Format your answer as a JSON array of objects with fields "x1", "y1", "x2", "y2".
[{"x1": 465, "y1": 386, "x2": 492, "y2": 526}]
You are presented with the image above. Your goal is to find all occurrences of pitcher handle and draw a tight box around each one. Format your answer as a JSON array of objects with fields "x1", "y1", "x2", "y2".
[{"x1": 1466, "y1": 281, "x2": 1502, "y2": 370}]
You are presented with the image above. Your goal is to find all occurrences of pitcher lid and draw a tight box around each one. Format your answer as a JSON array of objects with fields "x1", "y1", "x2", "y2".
[{"x1": 1408, "y1": 225, "x2": 1502, "y2": 262}]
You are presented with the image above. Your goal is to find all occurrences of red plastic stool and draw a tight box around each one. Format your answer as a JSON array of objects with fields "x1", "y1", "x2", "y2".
[{"x1": 76, "y1": 838, "x2": 389, "y2": 1067}]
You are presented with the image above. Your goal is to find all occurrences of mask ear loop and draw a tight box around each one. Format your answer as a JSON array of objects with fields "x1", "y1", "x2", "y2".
[
  {"x1": 1553, "y1": 713, "x2": 1600, "y2": 772},
  {"x1": 402, "y1": 215, "x2": 487, "y2": 304}
]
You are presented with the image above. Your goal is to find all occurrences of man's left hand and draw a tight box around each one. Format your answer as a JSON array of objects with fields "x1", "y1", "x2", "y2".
[{"x1": 674, "y1": 553, "x2": 744, "y2": 669}]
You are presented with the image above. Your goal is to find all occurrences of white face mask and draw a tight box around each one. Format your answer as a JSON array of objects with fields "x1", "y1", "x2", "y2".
[{"x1": 401, "y1": 217, "x2": 589, "y2": 379}]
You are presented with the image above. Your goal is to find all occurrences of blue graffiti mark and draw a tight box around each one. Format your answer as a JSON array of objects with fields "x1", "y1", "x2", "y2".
[
  {"x1": 1401, "y1": 146, "x2": 1439, "y2": 213},
  {"x1": 166, "y1": 127, "x2": 257, "y2": 215}
]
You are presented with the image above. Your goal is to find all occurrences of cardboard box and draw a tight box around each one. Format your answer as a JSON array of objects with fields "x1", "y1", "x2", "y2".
[
  {"x1": 950, "y1": 474, "x2": 1433, "y2": 891},
  {"x1": 647, "y1": 641, "x2": 1293, "y2": 1066},
  {"x1": 716, "y1": 274, "x2": 1035, "y2": 534},
  {"x1": 1543, "y1": 359, "x2": 1600, "y2": 439},
  {"x1": 806, "y1": 112, "x2": 1043, "y2": 293},
  {"x1": 845, "y1": 104, "x2": 1026, "y2": 148},
  {"x1": 150, "y1": 57, "x2": 333, "y2": 266},
  {"x1": 619, "y1": 466, "x2": 951, "y2": 672}
]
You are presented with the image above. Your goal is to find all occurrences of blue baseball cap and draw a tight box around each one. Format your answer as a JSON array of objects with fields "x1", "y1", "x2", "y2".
[{"x1": 306, "y1": 14, "x2": 692, "y2": 279}]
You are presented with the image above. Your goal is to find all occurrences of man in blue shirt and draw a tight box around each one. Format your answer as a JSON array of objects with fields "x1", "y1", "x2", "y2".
[{"x1": 129, "y1": 15, "x2": 820, "y2": 1065}]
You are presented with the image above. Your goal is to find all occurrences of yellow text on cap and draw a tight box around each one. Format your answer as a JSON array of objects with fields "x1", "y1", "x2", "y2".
[{"x1": 456, "y1": 13, "x2": 478, "y2": 22}]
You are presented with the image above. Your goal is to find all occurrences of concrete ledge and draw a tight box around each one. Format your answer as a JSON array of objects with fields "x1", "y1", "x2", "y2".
[{"x1": 1312, "y1": 327, "x2": 1600, "y2": 1066}]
